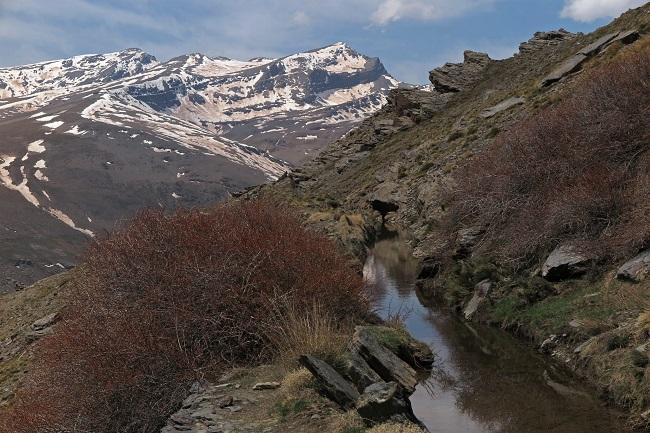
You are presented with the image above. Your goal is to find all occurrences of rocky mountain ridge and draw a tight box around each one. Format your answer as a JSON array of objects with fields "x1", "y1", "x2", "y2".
[{"x1": 0, "y1": 43, "x2": 397, "y2": 292}]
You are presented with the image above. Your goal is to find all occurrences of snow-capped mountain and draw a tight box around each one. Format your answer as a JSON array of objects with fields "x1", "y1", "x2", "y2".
[
  {"x1": 0, "y1": 43, "x2": 398, "y2": 291},
  {"x1": 0, "y1": 48, "x2": 158, "y2": 98}
]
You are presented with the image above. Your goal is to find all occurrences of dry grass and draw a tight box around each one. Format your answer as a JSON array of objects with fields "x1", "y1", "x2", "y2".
[
  {"x1": 280, "y1": 368, "x2": 313, "y2": 395},
  {"x1": 330, "y1": 410, "x2": 365, "y2": 433},
  {"x1": 367, "y1": 422, "x2": 426, "y2": 433},
  {"x1": 601, "y1": 276, "x2": 650, "y2": 319},
  {"x1": 266, "y1": 302, "x2": 353, "y2": 367}
]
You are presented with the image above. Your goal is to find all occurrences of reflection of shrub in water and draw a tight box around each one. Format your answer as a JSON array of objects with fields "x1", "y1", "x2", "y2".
[{"x1": 370, "y1": 232, "x2": 421, "y2": 293}]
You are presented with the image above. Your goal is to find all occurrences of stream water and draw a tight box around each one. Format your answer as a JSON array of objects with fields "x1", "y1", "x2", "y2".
[{"x1": 363, "y1": 230, "x2": 626, "y2": 433}]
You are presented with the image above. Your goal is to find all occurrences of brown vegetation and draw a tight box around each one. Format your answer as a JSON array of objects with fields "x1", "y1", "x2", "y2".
[
  {"x1": 0, "y1": 200, "x2": 366, "y2": 433},
  {"x1": 446, "y1": 40, "x2": 650, "y2": 266}
]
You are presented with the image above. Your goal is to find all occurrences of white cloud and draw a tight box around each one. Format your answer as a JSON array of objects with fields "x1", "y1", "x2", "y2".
[
  {"x1": 370, "y1": 0, "x2": 497, "y2": 24},
  {"x1": 560, "y1": 0, "x2": 647, "y2": 22},
  {"x1": 291, "y1": 11, "x2": 311, "y2": 26}
]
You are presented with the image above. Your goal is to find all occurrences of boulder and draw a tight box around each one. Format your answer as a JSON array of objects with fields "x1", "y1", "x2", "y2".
[
  {"x1": 370, "y1": 184, "x2": 401, "y2": 220},
  {"x1": 353, "y1": 328, "x2": 418, "y2": 394},
  {"x1": 479, "y1": 96, "x2": 525, "y2": 118},
  {"x1": 356, "y1": 381, "x2": 416, "y2": 425},
  {"x1": 343, "y1": 351, "x2": 384, "y2": 392},
  {"x1": 541, "y1": 245, "x2": 590, "y2": 281},
  {"x1": 429, "y1": 51, "x2": 492, "y2": 93},
  {"x1": 616, "y1": 250, "x2": 650, "y2": 282},
  {"x1": 463, "y1": 279, "x2": 492, "y2": 320},
  {"x1": 299, "y1": 355, "x2": 360, "y2": 408}
]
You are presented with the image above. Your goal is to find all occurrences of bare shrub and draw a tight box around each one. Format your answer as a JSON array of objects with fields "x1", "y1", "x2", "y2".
[
  {"x1": 446, "y1": 41, "x2": 650, "y2": 265},
  {"x1": 0, "y1": 199, "x2": 366, "y2": 433}
]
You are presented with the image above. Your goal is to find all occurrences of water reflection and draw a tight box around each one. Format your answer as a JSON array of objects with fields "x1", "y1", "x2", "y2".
[{"x1": 363, "y1": 231, "x2": 626, "y2": 433}]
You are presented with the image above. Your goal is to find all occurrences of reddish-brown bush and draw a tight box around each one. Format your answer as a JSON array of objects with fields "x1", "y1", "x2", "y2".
[
  {"x1": 0, "y1": 200, "x2": 366, "y2": 433},
  {"x1": 446, "y1": 41, "x2": 650, "y2": 265}
]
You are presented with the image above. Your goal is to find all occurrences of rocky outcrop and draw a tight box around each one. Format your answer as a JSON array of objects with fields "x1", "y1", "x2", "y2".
[
  {"x1": 299, "y1": 326, "x2": 433, "y2": 425},
  {"x1": 518, "y1": 29, "x2": 576, "y2": 54},
  {"x1": 616, "y1": 250, "x2": 650, "y2": 282},
  {"x1": 578, "y1": 32, "x2": 620, "y2": 56},
  {"x1": 417, "y1": 257, "x2": 440, "y2": 280},
  {"x1": 25, "y1": 312, "x2": 60, "y2": 342},
  {"x1": 454, "y1": 226, "x2": 484, "y2": 259},
  {"x1": 480, "y1": 96, "x2": 525, "y2": 118},
  {"x1": 353, "y1": 328, "x2": 418, "y2": 394},
  {"x1": 428, "y1": 51, "x2": 492, "y2": 93},
  {"x1": 387, "y1": 88, "x2": 447, "y2": 123},
  {"x1": 541, "y1": 29, "x2": 639, "y2": 87},
  {"x1": 540, "y1": 54, "x2": 589, "y2": 87},
  {"x1": 611, "y1": 29, "x2": 640, "y2": 45},
  {"x1": 370, "y1": 182, "x2": 403, "y2": 221},
  {"x1": 541, "y1": 245, "x2": 590, "y2": 281},
  {"x1": 300, "y1": 355, "x2": 360, "y2": 408}
]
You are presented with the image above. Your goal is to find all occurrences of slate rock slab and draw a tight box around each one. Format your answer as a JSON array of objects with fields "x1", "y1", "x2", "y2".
[
  {"x1": 300, "y1": 354, "x2": 360, "y2": 408},
  {"x1": 353, "y1": 328, "x2": 418, "y2": 394}
]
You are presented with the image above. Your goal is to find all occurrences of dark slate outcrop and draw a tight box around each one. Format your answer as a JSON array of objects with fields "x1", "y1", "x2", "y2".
[
  {"x1": 428, "y1": 51, "x2": 492, "y2": 93},
  {"x1": 541, "y1": 29, "x2": 639, "y2": 87},
  {"x1": 353, "y1": 328, "x2": 418, "y2": 394}
]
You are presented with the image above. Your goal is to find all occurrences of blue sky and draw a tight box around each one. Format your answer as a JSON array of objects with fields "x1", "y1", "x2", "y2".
[{"x1": 0, "y1": 0, "x2": 646, "y2": 83}]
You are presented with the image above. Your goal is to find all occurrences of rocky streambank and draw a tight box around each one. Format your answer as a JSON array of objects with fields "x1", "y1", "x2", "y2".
[
  {"x1": 301, "y1": 326, "x2": 433, "y2": 426},
  {"x1": 157, "y1": 326, "x2": 434, "y2": 433}
]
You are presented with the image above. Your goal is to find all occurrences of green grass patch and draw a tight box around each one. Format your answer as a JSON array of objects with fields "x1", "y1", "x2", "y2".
[
  {"x1": 273, "y1": 398, "x2": 310, "y2": 420},
  {"x1": 341, "y1": 428, "x2": 366, "y2": 433},
  {"x1": 366, "y1": 326, "x2": 411, "y2": 354},
  {"x1": 489, "y1": 281, "x2": 615, "y2": 335}
]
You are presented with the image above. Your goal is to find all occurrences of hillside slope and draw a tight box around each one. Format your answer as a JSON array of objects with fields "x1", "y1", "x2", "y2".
[{"x1": 251, "y1": 4, "x2": 650, "y2": 427}]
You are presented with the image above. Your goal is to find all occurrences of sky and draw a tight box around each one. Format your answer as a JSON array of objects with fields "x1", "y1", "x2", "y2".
[{"x1": 0, "y1": 0, "x2": 646, "y2": 83}]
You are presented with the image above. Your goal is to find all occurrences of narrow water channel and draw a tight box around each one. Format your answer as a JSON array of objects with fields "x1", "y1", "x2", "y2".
[{"x1": 363, "y1": 230, "x2": 626, "y2": 433}]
